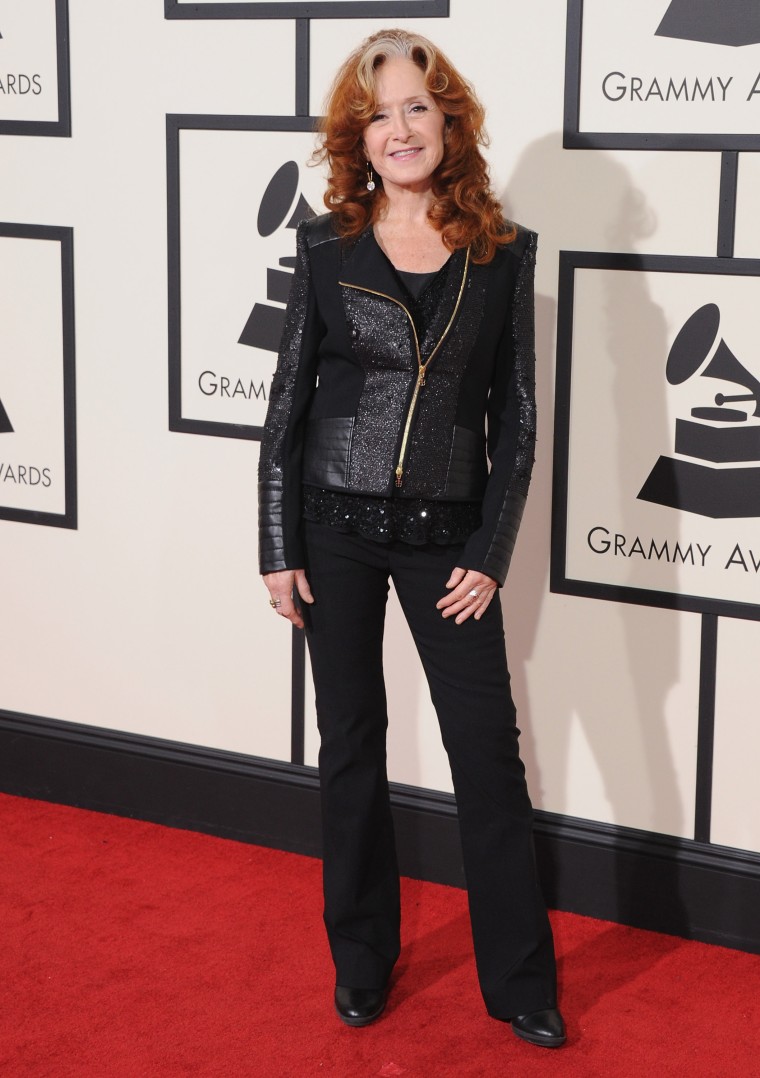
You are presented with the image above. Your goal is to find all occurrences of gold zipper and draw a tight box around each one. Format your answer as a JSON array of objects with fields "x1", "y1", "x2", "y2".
[{"x1": 340, "y1": 246, "x2": 470, "y2": 488}]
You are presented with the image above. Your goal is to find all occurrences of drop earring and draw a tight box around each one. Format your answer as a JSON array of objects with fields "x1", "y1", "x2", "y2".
[{"x1": 366, "y1": 163, "x2": 376, "y2": 192}]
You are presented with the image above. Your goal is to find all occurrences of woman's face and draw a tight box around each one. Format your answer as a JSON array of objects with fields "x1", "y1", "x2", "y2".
[{"x1": 362, "y1": 56, "x2": 446, "y2": 197}]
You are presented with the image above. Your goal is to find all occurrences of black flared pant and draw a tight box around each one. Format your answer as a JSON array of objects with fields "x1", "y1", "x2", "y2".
[{"x1": 302, "y1": 519, "x2": 557, "y2": 1021}]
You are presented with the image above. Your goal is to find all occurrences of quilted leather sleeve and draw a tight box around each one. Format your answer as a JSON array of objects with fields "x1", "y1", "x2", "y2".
[
  {"x1": 258, "y1": 220, "x2": 321, "y2": 574},
  {"x1": 460, "y1": 229, "x2": 537, "y2": 586}
]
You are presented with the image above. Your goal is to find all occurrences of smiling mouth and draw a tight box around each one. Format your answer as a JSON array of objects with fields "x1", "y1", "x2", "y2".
[{"x1": 389, "y1": 147, "x2": 421, "y2": 159}]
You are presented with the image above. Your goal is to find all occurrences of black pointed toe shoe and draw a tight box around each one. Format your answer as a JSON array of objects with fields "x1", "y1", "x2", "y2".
[
  {"x1": 510, "y1": 1008, "x2": 566, "y2": 1048},
  {"x1": 334, "y1": 985, "x2": 388, "y2": 1027}
]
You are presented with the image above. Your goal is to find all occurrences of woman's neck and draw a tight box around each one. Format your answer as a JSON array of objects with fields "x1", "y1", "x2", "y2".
[
  {"x1": 373, "y1": 219, "x2": 450, "y2": 274},
  {"x1": 377, "y1": 184, "x2": 435, "y2": 226}
]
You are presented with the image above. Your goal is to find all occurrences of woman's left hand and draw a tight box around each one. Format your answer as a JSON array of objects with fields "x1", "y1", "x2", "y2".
[{"x1": 436, "y1": 567, "x2": 498, "y2": 624}]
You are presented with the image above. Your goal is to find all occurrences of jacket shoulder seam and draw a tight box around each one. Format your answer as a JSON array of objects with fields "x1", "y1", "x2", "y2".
[
  {"x1": 501, "y1": 222, "x2": 536, "y2": 260},
  {"x1": 303, "y1": 213, "x2": 340, "y2": 249}
]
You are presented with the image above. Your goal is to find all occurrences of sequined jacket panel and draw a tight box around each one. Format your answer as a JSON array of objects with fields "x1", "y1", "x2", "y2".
[{"x1": 258, "y1": 212, "x2": 537, "y2": 586}]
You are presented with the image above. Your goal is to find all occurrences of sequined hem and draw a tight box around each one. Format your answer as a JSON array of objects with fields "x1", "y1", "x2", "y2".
[{"x1": 302, "y1": 486, "x2": 481, "y2": 546}]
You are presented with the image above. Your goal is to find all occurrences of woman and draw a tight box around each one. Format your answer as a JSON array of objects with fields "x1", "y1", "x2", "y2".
[{"x1": 258, "y1": 29, "x2": 565, "y2": 1049}]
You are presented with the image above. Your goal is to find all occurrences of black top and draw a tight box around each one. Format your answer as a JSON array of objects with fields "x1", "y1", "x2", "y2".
[{"x1": 397, "y1": 268, "x2": 439, "y2": 300}]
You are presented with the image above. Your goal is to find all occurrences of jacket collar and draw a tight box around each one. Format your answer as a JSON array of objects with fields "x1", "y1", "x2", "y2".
[
  {"x1": 338, "y1": 227, "x2": 410, "y2": 306},
  {"x1": 339, "y1": 228, "x2": 469, "y2": 341}
]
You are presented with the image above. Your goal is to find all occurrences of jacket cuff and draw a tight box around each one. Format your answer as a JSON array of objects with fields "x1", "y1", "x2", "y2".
[
  {"x1": 478, "y1": 490, "x2": 527, "y2": 587},
  {"x1": 258, "y1": 479, "x2": 287, "y2": 574}
]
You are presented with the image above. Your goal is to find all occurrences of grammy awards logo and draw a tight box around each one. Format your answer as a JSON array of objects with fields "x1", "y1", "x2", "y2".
[
  {"x1": 0, "y1": 395, "x2": 12, "y2": 434},
  {"x1": 638, "y1": 303, "x2": 760, "y2": 518},
  {"x1": 238, "y1": 161, "x2": 316, "y2": 354},
  {"x1": 0, "y1": 21, "x2": 43, "y2": 97},
  {"x1": 656, "y1": 1, "x2": 760, "y2": 48},
  {"x1": 565, "y1": 0, "x2": 760, "y2": 150}
]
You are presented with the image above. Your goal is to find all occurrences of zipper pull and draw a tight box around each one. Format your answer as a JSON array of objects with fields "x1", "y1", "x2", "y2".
[{"x1": 395, "y1": 465, "x2": 404, "y2": 488}]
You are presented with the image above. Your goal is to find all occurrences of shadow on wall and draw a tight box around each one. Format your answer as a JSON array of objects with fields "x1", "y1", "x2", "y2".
[{"x1": 500, "y1": 132, "x2": 690, "y2": 935}]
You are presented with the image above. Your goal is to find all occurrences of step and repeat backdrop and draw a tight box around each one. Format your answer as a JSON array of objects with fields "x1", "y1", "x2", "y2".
[{"x1": 1, "y1": 0, "x2": 759, "y2": 857}]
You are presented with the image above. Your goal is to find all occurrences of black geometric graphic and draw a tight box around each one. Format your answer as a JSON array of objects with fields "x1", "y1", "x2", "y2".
[
  {"x1": 0, "y1": 396, "x2": 13, "y2": 433},
  {"x1": 656, "y1": 0, "x2": 760, "y2": 47},
  {"x1": 638, "y1": 304, "x2": 760, "y2": 517},
  {"x1": 165, "y1": 1, "x2": 450, "y2": 20},
  {"x1": 238, "y1": 161, "x2": 316, "y2": 354}
]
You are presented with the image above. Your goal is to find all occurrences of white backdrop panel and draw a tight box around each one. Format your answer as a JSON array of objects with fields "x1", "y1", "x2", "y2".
[
  {"x1": 503, "y1": 500, "x2": 700, "y2": 834},
  {"x1": 734, "y1": 153, "x2": 760, "y2": 259},
  {"x1": 711, "y1": 617, "x2": 760, "y2": 854}
]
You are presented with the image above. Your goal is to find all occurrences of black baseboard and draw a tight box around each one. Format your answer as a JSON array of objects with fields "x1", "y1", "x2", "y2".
[{"x1": 2, "y1": 709, "x2": 759, "y2": 954}]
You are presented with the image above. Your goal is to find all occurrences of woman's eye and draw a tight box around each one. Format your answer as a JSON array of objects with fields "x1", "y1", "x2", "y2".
[
  {"x1": 410, "y1": 104, "x2": 428, "y2": 113},
  {"x1": 370, "y1": 112, "x2": 387, "y2": 122}
]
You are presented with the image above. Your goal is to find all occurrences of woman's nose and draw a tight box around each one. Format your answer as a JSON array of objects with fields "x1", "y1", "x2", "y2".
[{"x1": 390, "y1": 110, "x2": 412, "y2": 139}]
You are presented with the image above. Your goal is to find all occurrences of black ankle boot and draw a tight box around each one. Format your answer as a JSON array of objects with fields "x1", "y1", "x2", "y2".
[{"x1": 334, "y1": 985, "x2": 388, "y2": 1027}]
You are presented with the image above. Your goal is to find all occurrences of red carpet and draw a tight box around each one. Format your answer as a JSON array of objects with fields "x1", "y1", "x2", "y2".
[{"x1": 1, "y1": 793, "x2": 759, "y2": 1076}]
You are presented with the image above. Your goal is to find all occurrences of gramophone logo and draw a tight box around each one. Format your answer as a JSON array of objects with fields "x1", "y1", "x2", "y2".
[
  {"x1": 638, "y1": 303, "x2": 760, "y2": 518},
  {"x1": 656, "y1": 0, "x2": 760, "y2": 48},
  {"x1": 0, "y1": 395, "x2": 12, "y2": 434},
  {"x1": 169, "y1": 118, "x2": 326, "y2": 438},
  {"x1": 238, "y1": 161, "x2": 316, "y2": 355}
]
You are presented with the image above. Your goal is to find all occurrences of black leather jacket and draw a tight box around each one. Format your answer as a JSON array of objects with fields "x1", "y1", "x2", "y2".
[{"x1": 258, "y1": 213, "x2": 537, "y2": 586}]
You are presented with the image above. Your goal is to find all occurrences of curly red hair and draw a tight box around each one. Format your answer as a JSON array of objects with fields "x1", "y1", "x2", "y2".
[{"x1": 313, "y1": 29, "x2": 515, "y2": 264}]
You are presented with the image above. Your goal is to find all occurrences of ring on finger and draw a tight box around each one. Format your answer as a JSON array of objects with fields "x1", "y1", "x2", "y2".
[
  {"x1": 269, "y1": 597, "x2": 282, "y2": 609},
  {"x1": 468, "y1": 589, "x2": 479, "y2": 600}
]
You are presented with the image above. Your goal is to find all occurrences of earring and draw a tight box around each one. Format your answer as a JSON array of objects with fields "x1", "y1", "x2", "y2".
[{"x1": 366, "y1": 164, "x2": 376, "y2": 192}]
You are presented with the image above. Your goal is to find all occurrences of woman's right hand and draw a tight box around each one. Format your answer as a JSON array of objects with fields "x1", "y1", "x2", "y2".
[{"x1": 262, "y1": 569, "x2": 314, "y2": 630}]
